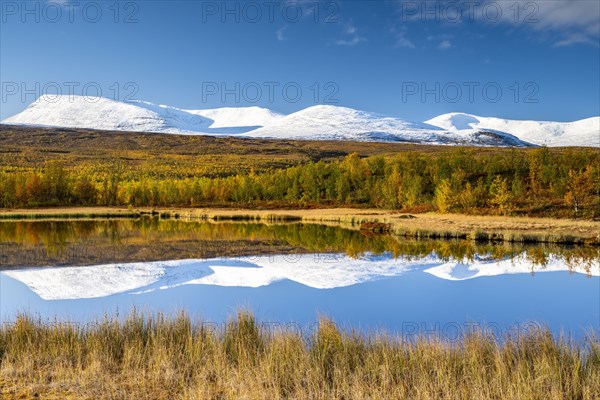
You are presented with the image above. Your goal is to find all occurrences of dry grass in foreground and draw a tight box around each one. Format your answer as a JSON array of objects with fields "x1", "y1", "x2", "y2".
[{"x1": 1, "y1": 311, "x2": 599, "y2": 399}]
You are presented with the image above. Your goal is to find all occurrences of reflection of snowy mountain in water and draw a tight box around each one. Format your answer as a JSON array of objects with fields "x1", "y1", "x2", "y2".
[
  {"x1": 2, "y1": 254, "x2": 432, "y2": 300},
  {"x1": 423, "y1": 254, "x2": 598, "y2": 281},
  {"x1": 2, "y1": 253, "x2": 598, "y2": 301}
]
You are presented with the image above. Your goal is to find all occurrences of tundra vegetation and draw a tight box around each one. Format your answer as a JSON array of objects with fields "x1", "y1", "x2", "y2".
[{"x1": 0, "y1": 127, "x2": 598, "y2": 218}]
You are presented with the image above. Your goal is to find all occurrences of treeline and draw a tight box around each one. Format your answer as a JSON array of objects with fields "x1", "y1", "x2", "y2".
[{"x1": 0, "y1": 148, "x2": 598, "y2": 217}]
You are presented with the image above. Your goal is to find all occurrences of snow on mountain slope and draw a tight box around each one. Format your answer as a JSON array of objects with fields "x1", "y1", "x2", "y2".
[
  {"x1": 188, "y1": 106, "x2": 285, "y2": 130},
  {"x1": 2, "y1": 95, "x2": 278, "y2": 135},
  {"x1": 3, "y1": 95, "x2": 214, "y2": 134},
  {"x1": 5, "y1": 95, "x2": 584, "y2": 146},
  {"x1": 426, "y1": 113, "x2": 600, "y2": 147},
  {"x1": 243, "y1": 105, "x2": 532, "y2": 147}
]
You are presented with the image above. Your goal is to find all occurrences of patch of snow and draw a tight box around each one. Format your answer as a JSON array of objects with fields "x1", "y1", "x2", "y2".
[
  {"x1": 187, "y1": 106, "x2": 285, "y2": 131},
  {"x1": 243, "y1": 105, "x2": 532, "y2": 147},
  {"x1": 426, "y1": 112, "x2": 600, "y2": 147}
]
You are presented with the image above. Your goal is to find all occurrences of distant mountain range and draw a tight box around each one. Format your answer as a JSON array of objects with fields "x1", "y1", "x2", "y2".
[{"x1": 3, "y1": 95, "x2": 599, "y2": 147}]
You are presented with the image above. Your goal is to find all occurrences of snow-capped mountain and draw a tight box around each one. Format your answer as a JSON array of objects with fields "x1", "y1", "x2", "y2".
[
  {"x1": 244, "y1": 105, "x2": 440, "y2": 140},
  {"x1": 426, "y1": 113, "x2": 600, "y2": 147},
  {"x1": 1, "y1": 95, "x2": 277, "y2": 135},
  {"x1": 3, "y1": 95, "x2": 597, "y2": 147},
  {"x1": 187, "y1": 106, "x2": 285, "y2": 130},
  {"x1": 2, "y1": 95, "x2": 211, "y2": 134},
  {"x1": 2, "y1": 96, "x2": 532, "y2": 147},
  {"x1": 2, "y1": 253, "x2": 596, "y2": 301},
  {"x1": 243, "y1": 105, "x2": 531, "y2": 146}
]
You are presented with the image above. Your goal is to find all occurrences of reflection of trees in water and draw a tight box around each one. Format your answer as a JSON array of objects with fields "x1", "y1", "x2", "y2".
[{"x1": 0, "y1": 219, "x2": 598, "y2": 273}]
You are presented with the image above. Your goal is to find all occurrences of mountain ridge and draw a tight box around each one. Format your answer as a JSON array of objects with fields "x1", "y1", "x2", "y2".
[
  {"x1": 3, "y1": 95, "x2": 597, "y2": 147},
  {"x1": 425, "y1": 112, "x2": 600, "y2": 147}
]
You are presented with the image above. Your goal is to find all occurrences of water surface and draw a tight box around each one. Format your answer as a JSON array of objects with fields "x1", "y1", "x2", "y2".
[{"x1": 1, "y1": 219, "x2": 598, "y2": 338}]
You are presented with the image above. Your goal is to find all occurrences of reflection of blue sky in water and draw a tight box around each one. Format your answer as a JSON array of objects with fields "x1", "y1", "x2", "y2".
[
  {"x1": 1, "y1": 252, "x2": 598, "y2": 338},
  {"x1": 2, "y1": 252, "x2": 597, "y2": 301}
]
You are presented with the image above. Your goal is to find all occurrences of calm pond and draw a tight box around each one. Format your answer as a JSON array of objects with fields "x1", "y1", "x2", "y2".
[{"x1": 1, "y1": 219, "x2": 598, "y2": 339}]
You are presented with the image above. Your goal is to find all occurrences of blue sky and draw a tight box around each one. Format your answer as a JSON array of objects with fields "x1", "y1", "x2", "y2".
[{"x1": 1, "y1": 0, "x2": 599, "y2": 121}]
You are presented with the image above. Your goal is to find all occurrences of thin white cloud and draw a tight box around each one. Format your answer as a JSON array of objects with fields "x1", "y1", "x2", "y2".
[
  {"x1": 554, "y1": 33, "x2": 596, "y2": 47},
  {"x1": 390, "y1": 25, "x2": 415, "y2": 48},
  {"x1": 438, "y1": 39, "x2": 452, "y2": 49},
  {"x1": 503, "y1": 1, "x2": 599, "y2": 34},
  {"x1": 276, "y1": 26, "x2": 288, "y2": 42},
  {"x1": 426, "y1": 33, "x2": 454, "y2": 49},
  {"x1": 427, "y1": 33, "x2": 453, "y2": 41},
  {"x1": 491, "y1": 0, "x2": 599, "y2": 46},
  {"x1": 333, "y1": 20, "x2": 366, "y2": 46},
  {"x1": 394, "y1": 0, "x2": 600, "y2": 47},
  {"x1": 345, "y1": 24, "x2": 357, "y2": 35},
  {"x1": 395, "y1": 34, "x2": 415, "y2": 48},
  {"x1": 335, "y1": 36, "x2": 367, "y2": 46}
]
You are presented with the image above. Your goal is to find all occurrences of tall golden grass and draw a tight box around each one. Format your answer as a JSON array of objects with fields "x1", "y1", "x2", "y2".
[{"x1": 1, "y1": 311, "x2": 599, "y2": 399}]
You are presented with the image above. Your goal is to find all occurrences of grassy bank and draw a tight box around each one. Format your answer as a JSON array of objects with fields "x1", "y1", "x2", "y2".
[
  {"x1": 1, "y1": 311, "x2": 598, "y2": 399},
  {"x1": 1, "y1": 207, "x2": 598, "y2": 245}
]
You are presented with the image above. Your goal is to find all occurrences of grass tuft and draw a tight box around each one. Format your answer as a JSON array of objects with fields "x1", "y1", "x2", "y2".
[{"x1": 1, "y1": 311, "x2": 599, "y2": 399}]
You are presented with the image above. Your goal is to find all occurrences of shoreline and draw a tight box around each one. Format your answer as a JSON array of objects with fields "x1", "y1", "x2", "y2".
[{"x1": 1, "y1": 207, "x2": 598, "y2": 245}]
